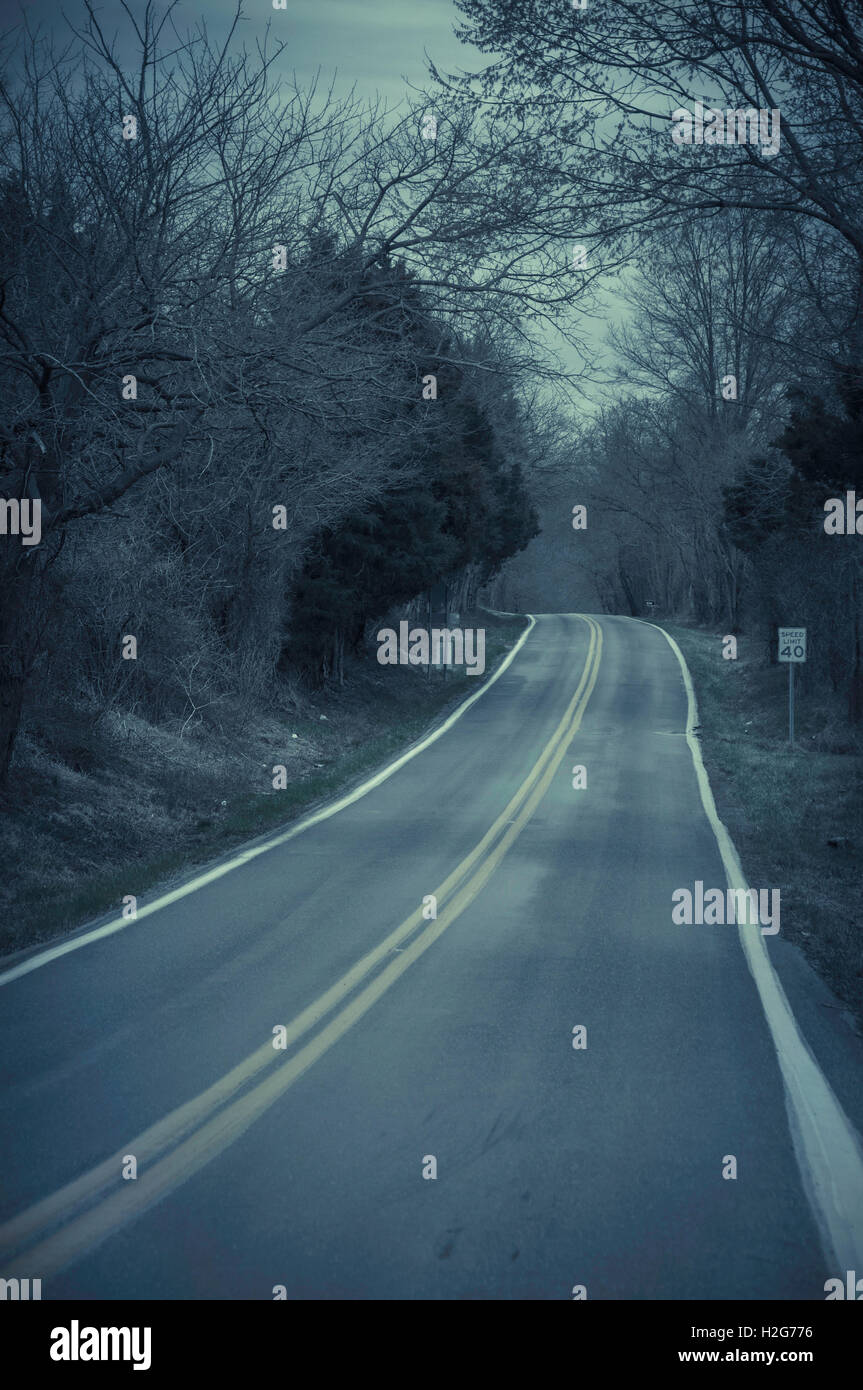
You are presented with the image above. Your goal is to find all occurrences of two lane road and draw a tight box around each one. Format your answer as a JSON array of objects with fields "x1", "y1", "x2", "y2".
[{"x1": 2, "y1": 613, "x2": 861, "y2": 1298}]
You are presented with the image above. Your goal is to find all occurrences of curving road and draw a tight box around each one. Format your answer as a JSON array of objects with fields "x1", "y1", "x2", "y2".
[{"x1": 2, "y1": 612, "x2": 863, "y2": 1299}]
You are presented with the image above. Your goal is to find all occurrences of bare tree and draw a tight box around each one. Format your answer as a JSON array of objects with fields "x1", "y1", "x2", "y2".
[
  {"x1": 450, "y1": 1, "x2": 863, "y2": 308},
  {"x1": 0, "y1": 0, "x2": 597, "y2": 782}
]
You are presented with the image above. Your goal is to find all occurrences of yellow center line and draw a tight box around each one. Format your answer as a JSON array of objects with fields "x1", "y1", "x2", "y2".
[{"x1": 1, "y1": 617, "x2": 603, "y2": 1275}]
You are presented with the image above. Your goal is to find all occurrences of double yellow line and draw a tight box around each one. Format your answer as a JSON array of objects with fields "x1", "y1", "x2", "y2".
[{"x1": 0, "y1": 617, "x2": 603, "y2": 1278}]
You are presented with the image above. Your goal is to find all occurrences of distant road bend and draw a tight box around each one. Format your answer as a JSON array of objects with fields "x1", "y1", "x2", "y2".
[{"x1": 2, "y1": 613, "x2": 863, "y2": 1299}]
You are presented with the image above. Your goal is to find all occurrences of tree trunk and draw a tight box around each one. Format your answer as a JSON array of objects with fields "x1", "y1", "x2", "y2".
[{"x1": 0, "y1": 561, "x2": 39, "y2": 787}]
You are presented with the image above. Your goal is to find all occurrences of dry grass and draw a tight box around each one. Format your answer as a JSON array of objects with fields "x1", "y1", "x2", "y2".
[
  {"x1": 0, "y1": 612, "x2": 526, "y2": 958},
  {"x1": 661, "y1": 623, "x2": 863, "y2": 1027}
]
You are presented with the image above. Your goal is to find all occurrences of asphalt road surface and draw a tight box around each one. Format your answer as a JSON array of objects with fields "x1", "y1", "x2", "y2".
[{"x1": 2, "y1": 613, "x2": 863, "y2": 1299}]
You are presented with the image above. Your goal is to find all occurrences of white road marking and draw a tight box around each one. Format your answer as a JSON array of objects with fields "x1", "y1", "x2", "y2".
[
  {"x1": 647, "y1": 618, "x2": 863, "y2": 1276},
  {"x1": 0, "y1": 617, "x2": 536, "y2": 987}
]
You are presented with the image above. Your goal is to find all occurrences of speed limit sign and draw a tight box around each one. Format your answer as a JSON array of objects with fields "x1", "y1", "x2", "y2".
[
  {"x1": 778, "y1": 627, "x2": 806, "y2": 745},
  {"x1": 778, "y1": 628, "x2": 806, "y2": 662}
]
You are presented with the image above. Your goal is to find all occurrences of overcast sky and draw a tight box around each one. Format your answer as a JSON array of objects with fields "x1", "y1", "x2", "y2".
[
  {"x1": 0, "y1": 0, "x2": 471, "y2": 101},
  {"x1": 0, "y1": 0, "x2": 611, "y2": 402}
]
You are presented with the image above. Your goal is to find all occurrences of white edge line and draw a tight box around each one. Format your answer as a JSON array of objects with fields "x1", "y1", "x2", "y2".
[
  {"x1": 642, "y1": 617, "x2": 863, "y2": 1277},
  {"x1": 0, "y1": 615, "x2": 537, "y2": 988}
]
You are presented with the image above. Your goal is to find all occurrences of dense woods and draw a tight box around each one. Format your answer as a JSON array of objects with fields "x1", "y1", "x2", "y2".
[
  {"x1": 458, "y1": 0, "x2": 863, "y2": 727},
  {"x1": 4, "y1": 0, "x2": 863, "y2": 808},
  {"x1": 2, "y1": 2, "x2": 862, "y2": 1316},
  {"x1": 0, "y1": 3, "x2": 566, "y2": 788}
]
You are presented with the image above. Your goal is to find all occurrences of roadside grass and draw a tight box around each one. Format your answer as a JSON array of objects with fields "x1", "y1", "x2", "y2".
[
  {"x1": 660, "y1": 623, "x2": 863, "y2": 1028},
  {"x1": 0, "y1": 611, "x2": 527, "y2": 960}
]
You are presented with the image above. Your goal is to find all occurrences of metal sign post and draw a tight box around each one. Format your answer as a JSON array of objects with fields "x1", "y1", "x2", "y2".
[{"x1": 777, "y1": 627, "x2": 806, "y2": 745}]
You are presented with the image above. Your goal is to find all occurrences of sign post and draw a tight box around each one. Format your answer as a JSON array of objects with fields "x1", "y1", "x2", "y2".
[{"x1": 777, "y1": 627, "x2": 806, "y2": 745}]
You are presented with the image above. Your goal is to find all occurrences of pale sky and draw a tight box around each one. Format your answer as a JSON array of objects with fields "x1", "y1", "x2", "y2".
[
  {"x1": 0, "y1": 0, "x2": 613, "y2": 403},
  {"x1": 0, "y1": 0, "x2": 471, "y2": 100}
]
